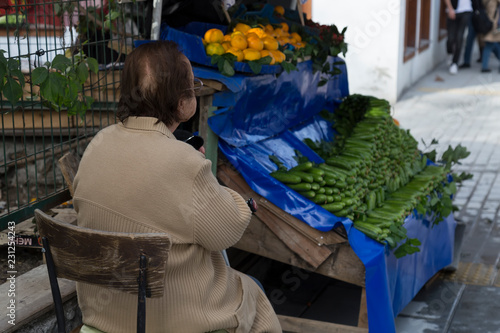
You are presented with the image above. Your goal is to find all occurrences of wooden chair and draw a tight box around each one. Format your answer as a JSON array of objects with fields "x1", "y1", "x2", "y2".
[{"x1": 34, "y1": 209, "x2": 171, "y2": 333}]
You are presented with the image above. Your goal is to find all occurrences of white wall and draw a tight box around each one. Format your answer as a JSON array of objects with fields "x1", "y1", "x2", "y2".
[
  {"x1": 313, "y1": 0, "x2": 403, "y2": 103},
  {"x1": 397, "y1": 0, "x2": 447, "y2": 98},
  {"x1": 313, "y1": 0, "x2": 447, "y2": 103}
]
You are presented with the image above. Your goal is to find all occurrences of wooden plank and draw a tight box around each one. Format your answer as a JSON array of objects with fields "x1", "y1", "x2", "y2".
[
  {"x1": 0, "y1": 265, "x2": 76, "y2": 333},
  {"x1": 357, "y1": 288, "x2": 368, "y2": 328},
  {"x1": 235, "y1": 216, "x2": 365, "y2": 287},
  {"x1": 58, "y1": 152, "x2": 81, "y2": 197},
  {"x1": 260, "y1": 198, "x2": 347, "y2": 246},
  {"x1": 278, "y1": 315, "x2": 368, "y2": 333},
  {"x1": 254, "y1": 201, "x2": 332, "y2": 269}
]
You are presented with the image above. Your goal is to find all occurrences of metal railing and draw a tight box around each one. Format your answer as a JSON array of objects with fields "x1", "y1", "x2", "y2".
[{"x1": 1, "y1": 0, "x2": 148, "y2": 229}]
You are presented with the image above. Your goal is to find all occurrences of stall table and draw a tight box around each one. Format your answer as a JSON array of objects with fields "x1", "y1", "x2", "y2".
[{"x1": 217, "y1": 162, "x2": 368, "y2": 332}]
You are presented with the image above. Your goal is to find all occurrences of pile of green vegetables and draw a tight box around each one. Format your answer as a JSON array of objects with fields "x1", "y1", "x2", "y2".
[{"x1": 270, "y1": 94, "x2": 471, "y2": 258}]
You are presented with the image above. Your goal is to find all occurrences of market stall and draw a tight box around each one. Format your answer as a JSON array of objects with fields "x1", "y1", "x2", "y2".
[{"x1": 158, "y1": 4, "x2": 457, "y2": 332}]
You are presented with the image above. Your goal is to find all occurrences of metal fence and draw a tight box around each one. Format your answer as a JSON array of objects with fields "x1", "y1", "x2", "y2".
[{"x1": 0, "y1": 0, "x2": 148, "y2": 229}]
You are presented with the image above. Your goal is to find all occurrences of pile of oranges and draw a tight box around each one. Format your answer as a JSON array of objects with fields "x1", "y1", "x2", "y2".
[{"x1": 203, "y1": 22, "x2": 306, "y2": 65}]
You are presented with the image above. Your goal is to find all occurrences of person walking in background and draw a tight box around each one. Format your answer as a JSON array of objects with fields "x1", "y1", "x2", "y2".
[
  {"x1": 444, "y1": 0, "x2": 473, "y2": 74},
  {"x1": 481, "y1": 0, "x2": 500, "y2": 72},
  {"x1": 460, "y1": 13, "x2": 485, "y2": 68}
]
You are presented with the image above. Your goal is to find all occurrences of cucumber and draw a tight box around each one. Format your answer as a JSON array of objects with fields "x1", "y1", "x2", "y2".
[
  {"x1": 335, "y1": 180, "x2": 347, "y2": 189},
  {"x1": 313, "y1": 194, "x2": 328, "y2": 204},
  {"x1": 288, "y1": 171, "x2": 314, "y2": 183},
  {"x1": 270, "y1": 171, "x2": 301, "y2": 184},
  {"x1": 290, "y1": 161, "x2": 313, "y2": 172},
  {"x1": 321, "y1": 202, "x2": 345, "y2": 212},
  {"x1": 301, "y1": 191, "x2": 316, "y2": 199},
  {"x1": 311, "y1": 183, "x2": 321, "y2": 191},
  {"x1": 325, "y1": 178, "x2": 337, "y2": 186},
  {"x1": 287, "y1": 183, "x2": 312, "y2": 192},
  {"x1": 324, "y1": 187, "x2": 334, "y2": 195},
  {"x1": 308, "y1": 167, "x2": 325, "y2": 177}
]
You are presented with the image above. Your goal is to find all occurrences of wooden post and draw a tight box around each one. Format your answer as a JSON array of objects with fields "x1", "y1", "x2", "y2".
[
  {"x1": 357, "y1": 288, "x2": 369, "y2": 328},
  {"x1": 297, "y1": 1, "x2": 305, "y2": 26}
]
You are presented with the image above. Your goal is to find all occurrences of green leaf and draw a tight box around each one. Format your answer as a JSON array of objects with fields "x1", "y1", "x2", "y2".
[
  {"x1": 51, "y1": 54, "x2": 72, "y2": 71},
  {"x1": 7, "y1": 58, "x2": 19, "y2": 71},
  {"x1": 86, "y1": 57, "x2": 99, "y2": 74},
  {"x1": 0, "y1": 51, "x2": 7, "y2": 66},
  {"x1": 77, "y1": 62, "x2": 89, "y2": 84},
  {"x1": 211, "y1": 54, "x2": 220, "y2": 65},
  {"x1": 409, "y1": 238, "x2": 421, "y2": 246},
  {"x1": 258, "y1": 56, "x2": 272, "y2": 65},
  {"x1": 40, "y1": 72, "x2": 67, "y2": 105},
  {"x1": 280, "y1": 61, "x2": 297, "y2": 73},
  {"x1": 108, "y1": 10, "x2": 121, "y2": 20},
  {"x1": 247, "y1": 61, "x2": 262, "y2": 74},
  {"x1": 11, "y1": 68, "x2": 25, "y2": 87},
  {"x1": 221, "y1": 59, "x2": 235, "y2": 77},
  {"x1": 65, "y1": 81, "x2": 80, "y2": 104},
  {"x1": 3, "y1": 77, "x2": 23, "y2": 105},
  {"x1": 32, "y1": 67, "x2": 49, "y2": 85},
  {"x1": 448, "y1": 181, "x2": 457, "y2": 195}
]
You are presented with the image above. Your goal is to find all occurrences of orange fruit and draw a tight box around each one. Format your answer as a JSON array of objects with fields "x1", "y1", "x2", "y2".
[
  {"x1": 265, "y1": 24, "x2": 274, "y2": 33},
  {"x1": 274, "y1": 5, "x2": 285, "y2": 16},
  {"x1": 262, "y1": 36, "x2": 279, "y2": 51},
  {"x1": 204, "y1": 28, "x2": 224, "y2": 43},
  {"x1": 243, "y1": 48, "x2": 261, "y2": 61},
  {"x1": 205, "y1": 43, "x2": 225, "y2": 56},
  {"x1": 231, "y1": 34, "x2": 248, "y2": 50},
  {"x1": 231, "y1": 30, "x2": 244, "y2": 37},
  {"x1": 247, "y1": 36, "x2": 264, "y2": 51},
  {"x1": 273, "y1": 27, "x2": 284, "y2": 36},
  {"x1": 221, "y1": 41, "x2": 231, "y2": 51},
  {"x1": 280, "y1": 22, "x2": 289, "y2": 32},
  {"x1": 271, "y1": 50, "x2": 286, "y2": 63},
  {"x1": 234, "y1": 22, "x2": 251, "y2": 34},
  {"x1": 247, "y1": 27, "x2": 267, "y2": 39},
  {"x1": 226, "y1": 47, "x2": 244, "y2": 62},
  {"x1": 246, "y1": 32, "x2": 260, "y2": 40},
  {"x1": 222, "y1": 34, "x2": 231, "y2": 42},
  {"x1": 290, "y1": 32, "x2": 302, "y2": 42},
  {"x1": 260, "y1": 50, "x2": 276, "y2": 65}
]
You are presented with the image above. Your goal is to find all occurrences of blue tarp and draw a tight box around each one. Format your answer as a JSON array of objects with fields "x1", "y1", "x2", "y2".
[{"x1": 197, "y1": 58, "x2": 454, "y2": 333}]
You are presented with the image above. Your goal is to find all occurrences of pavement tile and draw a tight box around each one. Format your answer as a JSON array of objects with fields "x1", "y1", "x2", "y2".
[
  {"x1": 397, "y1": 280, "x2": 465, "y2": 333},
  {"x1": 448, "y1": 285, "x2": 500, "y2": 333}
]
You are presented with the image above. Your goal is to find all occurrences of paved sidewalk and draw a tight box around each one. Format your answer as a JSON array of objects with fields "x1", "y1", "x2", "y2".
[{"x1": 393, "y1": 58, "x2": 500, "y2": 332}]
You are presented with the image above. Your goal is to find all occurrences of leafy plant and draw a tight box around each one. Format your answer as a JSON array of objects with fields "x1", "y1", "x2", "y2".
[{"x1": 1, "y1": 51, "x2": 99, "y2": 118}]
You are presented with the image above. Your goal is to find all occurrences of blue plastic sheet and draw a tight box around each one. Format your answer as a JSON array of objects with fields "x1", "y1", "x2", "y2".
[
  {"x1": 211, "y1": 60, "x2": 454, "y2": 331},
  {"x1": 206, "y1": 58, "x2": 346, "y2": 147}
]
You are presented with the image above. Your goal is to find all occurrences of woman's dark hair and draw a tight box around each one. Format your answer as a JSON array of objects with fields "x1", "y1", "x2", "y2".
[{"x1": 116, "y1": 41, "x2": 194, "y2": 127}]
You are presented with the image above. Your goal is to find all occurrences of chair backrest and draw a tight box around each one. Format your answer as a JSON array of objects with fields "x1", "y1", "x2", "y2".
[{"x1": 35, "y1": 209, "x2": 171, "y2": 297}]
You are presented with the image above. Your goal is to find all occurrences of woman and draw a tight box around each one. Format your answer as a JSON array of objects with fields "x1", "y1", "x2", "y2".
[
  {"x1": 481, "y1": 0, "x2": 500, "y2": 72},
  {"x1": 73, "y1": 41, "x2": 281, "y2": 333}
]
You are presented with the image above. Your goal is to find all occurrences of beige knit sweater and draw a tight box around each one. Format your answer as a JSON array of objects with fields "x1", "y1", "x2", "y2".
[{"x1": 73, "y1": 117, "x2": 281, "y2": 333}]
